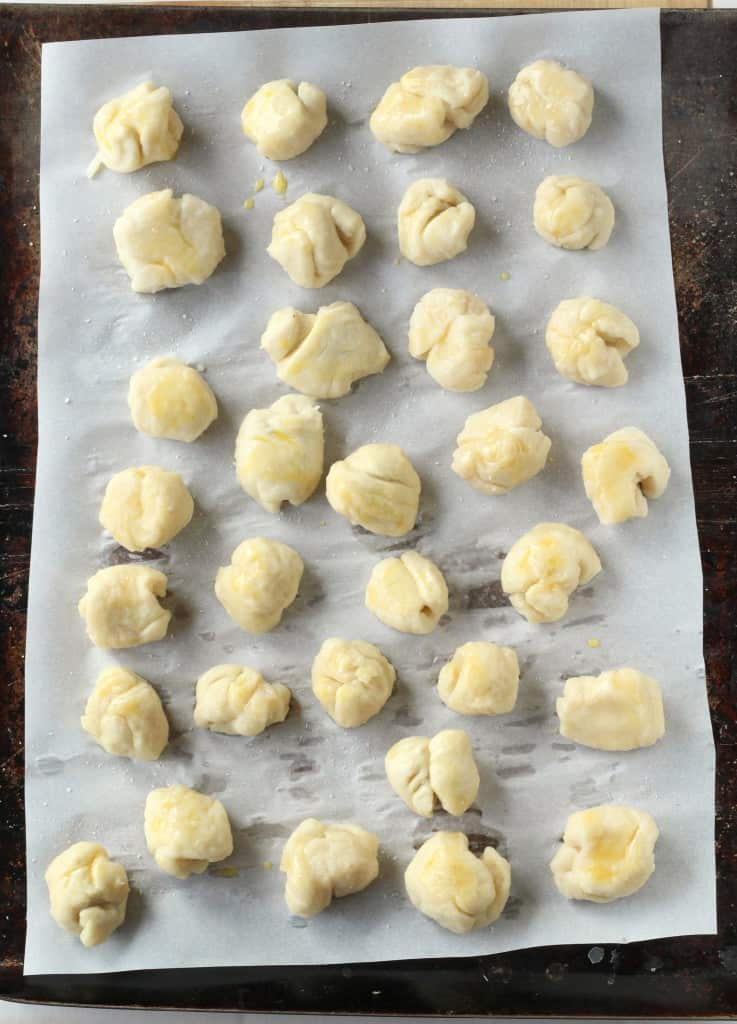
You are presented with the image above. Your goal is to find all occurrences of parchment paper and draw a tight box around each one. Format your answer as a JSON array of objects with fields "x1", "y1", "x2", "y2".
[{"x1": 25, "y1": 10, "x2": 716, "y2": 975}]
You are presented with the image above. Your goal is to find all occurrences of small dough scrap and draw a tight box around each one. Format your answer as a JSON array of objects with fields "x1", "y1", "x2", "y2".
[
  {"x1": 581, "y1": 427, "x2": 671, "y2": 525},
  {"x1": 114, "y1": 189, "x2": 225, "y2": 293},
  {"x1": 508, "y1": 60, "x2": 593, "y2": 148},
  {"x1": 385, "y1": 730, "x2": 479, "y2": 817},
  {"x1": 128, "y1": 357, "x2": 218, "y2": 443},
  {"x1": 557, "y1": 668, "x2": 665, "y2": 751},
  {"x1": 312, "y1": 638, "x2": 395, "y2": 728},
  {"x1": 452, "y1": 396, "x2": 551, "y2": 495},
  {"x1": 408, "y1": 288, "x2": 495, "y2": 392},
  {"x1": 405, "y1": 833, "x2": 511, "y2": 934},
  {"x1": 194, "y1": 663, "x2": 291, "y2": 736},
  {"x1": 261, "y1": 302, "x2": 390, "y2": 399},
  {"x1": 78, "y1": 565, "x2": 171, "y2": 649},
  {"x1": 546, "y1": 297, "x2": 640, "y2": 387},
  {"x1": 215, "y1": 538, "x2": 303, "y2": 634},
  {"x1": 534, "y1": 175, "x2": 614, "y2": 251},
  {"x1": 99, "y1": 465, "x2": 194, "y2": 551},
  {"x1": 46, "y1": 842, "x2": 129, "y2": 948},
  {"x1": 235, "y1": 395, "x2": 324, "y2": 513},
  {"x1": 326, "y1": 443, "x2": 420, "y2": 537},
  {"x1": 91, "y1": 81, "x2": 183, "y2": 176},
  {"x1": 370, "y1": 65, "x2": 488, "y2": 154},
  {"x1": 145, "y1": 784, "x2": 233, "y2": 879},
  {"x1": 438, "y1": 641, "x2": 520, "y2": 716},
  {"x1": 280, "y1": 818, "x2": 379, "y2": 918},
  {"x1": 551, "y1": 804, "x2": 659, "y2": 903},
  {"x1": 267, "y1": 193, "x2": 366, "y2": 288},
  {"x1": 398, "y1": 178, "x2": 475, "y2": 267},
  {"x1": 81, "y1": 665, "x2": 169, "y2": 760},
  {"x1": 365, "y1": 551, "x2": 448, "y2": 635},
  {"x1": 241, "y1": 79, "x2": 327, "y2": 160}
]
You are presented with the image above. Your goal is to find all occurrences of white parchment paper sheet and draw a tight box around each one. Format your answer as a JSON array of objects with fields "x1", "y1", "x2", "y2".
[{"x1": 26, "y1": 9, "x2": 716, "y2": 975}]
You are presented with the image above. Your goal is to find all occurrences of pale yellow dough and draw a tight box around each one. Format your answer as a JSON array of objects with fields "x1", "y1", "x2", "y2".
[
  {"x1": 215, "y1": 538, "x2": 303, "y2": 634},
  {"x1": 194, "y1": 664, "x2": 291, "y2": 736},
  {"x1": 241, "y1": 79, "x2": 327, "y2": 160},
  {"x1": 365, "y1": 551, "x2": 448, "y2": 635},
  {"x1": 128, "y1": 357, "x2": 218, "y2": 443},
  {"x1": 145, "y1": 784, "x2": 233, "y2": 880},
  {"x1": 408, "y1": 288, "x2": 495, "y2": 392},
  {"x1": 81, "y1": 665, "x2": 169, "y2": 760},
  {"x1": 508, "y1": 60, "x2": 593, "y2": 148},
  {"x1": 99, "y1": 465, "x2": 194, "y2": 551},
  {"x1": 581, "y1": 427, "x2": 671, "y2": 524},
  {"x1": 398, "y1": 178, "x2": 475, "y2": 266},
  {"x1": 46, "y1": 842, "x2": 128, "y2": 948},
  {"x1": 546, "y1": 297, "x2": 640, "y2": 387},
  {"x1": 312, "y1": 638, "x2": 395, "y2": 728},
  {"x1": 438, "y1": 641, "x2": 520, "y2": 716},
  {"x1": 534, "y1": 175, "x2": 614, "y2": 251},
  {"x1": 267, "y1": 193, "x2": 366, "y2": 288},
  {"x1": 326, "y1": 443, "x2": 420, "y2": 537},
  {"x1": 385, "y1": 730, "x2": 479, "y2": 817},
  {"x1": 557, "y1": 668, "x2": 665, "y2": 751},
  {"x1": 78, "y1": 565, "x2": 171, "y2": 649},
  {"x1": 90, "y1": 81, "x2": 183, "y2": 176}
]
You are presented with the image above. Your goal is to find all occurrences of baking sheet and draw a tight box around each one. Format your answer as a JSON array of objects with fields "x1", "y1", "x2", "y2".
[{"x1": 25, "y1": 9, "x2": 716, "y2": 975}]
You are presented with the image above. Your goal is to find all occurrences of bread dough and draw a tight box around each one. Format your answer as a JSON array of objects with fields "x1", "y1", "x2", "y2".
[
  {"x1": 78, "y1": 565, "x2": 171, "y2": 648},
  {"x1": 405, "y1": 833, "x2": 511, "y2": 934},
  {"x1": 452, "y1": 396, "x2": 551, "y2": 495},
  {"x1": 365, "y1": 551, "x2": 448, "y2": 635},
  {"x1": 241, "y1": 80, "x2": 327, "y2": 160},
  {"x1": 501, "y1": 523, "x2": 601, "y2": 624},
  {"x1": 99, "y1": 465, "x2": 194, "y2": 551},
  {"x1": 370, "y1": 65, "x2": 488, "y2": 154},
  {"x1": 326, "y1": 443, "x2": 420, "y2": 537},
  {"x1": 385, "y1": 730, "x2": 479, "y2": 817},
  {"x1": 81, "y1": 665, "x2": 169, "y2": 760},
  {"x1": 312, "y1": 638, "x2": 395, "y2": 727},
  {"x1": 261, "y1": 302, "x2": 390, "y2": 399},
  {"x1": 46, "y1": 842, "x2": 129, "y2": 948},
  {"x1": 280, "y1": 818, "x2": 379, "y2": 918},
  {"x1": 145, "y1": 784, "x2": 233, "y2": 879},
  {"x1": 551, "y1": 804, "x2": 659, "y2": 902},
  {"x1": 557, "y1": 668, "x2": 665, "y2": 751},
  {"x1": 114, "y1": 189, "x2": 225, "y2": 293},
  {"x1": 90, "y1": 81, "x2": 183, "y2": 176},
  {"x1": 408, "y1": 288, "x2": 495, "y2": 392},
  {"x1": 546, "y1": 297, "x2": 640, "y2": 387},
  {"x1": 398, "y1": 178, "x2": 475, "y2": 266},
  {"x1": 235, "y1": 395, "x2": 324, "y2": 513},
  {"x1": 581, "y1": 427, "x2": 671, "y2": 524},
  {"x1": 215, "y1": 538, "x2": 303, "y2": 634},
  {"x1": 534, "y1": 175, "x2": 614, "y2": 251},
  {"x1": 438, "y1": 641, "x2": 520, "y2": 716},
  {"x1": 194, "y1": 664, "x2": 291, "y2": 736},
  {"x1": 508, "y1": 60, "x2": 593, "y2": 148},
  {"x1": 267, "y1": 193, "x2": 366, "y2": 288},
  {"x1": 128, "y1": 356, "x2": 218, "y2": 443}
]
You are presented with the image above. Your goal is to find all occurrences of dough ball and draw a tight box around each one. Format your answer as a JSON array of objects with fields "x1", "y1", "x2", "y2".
[
  {"x1": 581, "y1": 427, "x2": 671, "y2": 525},
  {"x1": 261, "y1": 301, "x2": 390, "y2": 399},
  {"x1": 405, "y1": 833, "x2": 511, "y2": 934},
  {"x1": 385, "y1": 729, "x2": 479, "y2": 817},
  {"x1": 81, "y1": 665, "x2": 169, "y2": 760},
  {"x1": 241, "y1": 79, "x2": 327, "y2": 160},
  {"x1": 78, "y1": 565, "x2": 171, "y2": 649},
  {"x1": 551, "y1": 804, "x2": 659, "y2": 903},
  {"x1": 508, "y1": 60, "x2": 593, "y2": 148},
  {"x1": 114, "y1": 189, "x2": 225, "y2": 294},
  {"x1": 326, "y1": 443, "x2": 420, "y2": 537},
  {"x1": 91, "y1": 81, "x2": 183, "y2": 176},
  {"x1": 280, "y1": 818, "x2": 379, "y2": 918},
  {"x1": 557, "y1": 668, "x2": 665, "y2": 751},
  {"x1": 398, "y1": 178, "x2": 475, "y2": 266},
  {"x1": 128, "y1": 356, "x2": 218, "y2": 443},
  {"x1": 99, "y1": 465, "x2": 194, "y2": 551},
  {"x1": 145, "y1": 784, "x2": 233, "y2": 879},
  {"x1": 546, "y1": 297, "x2": 640, "y2": 387},
  {"x1": 365, "y1": 550, "x2": 448, "y2": 635},
  {"x1": 194, "y1": 663, "x2": 291, "y2": 737},
  {"x1": 235, "y1": 395, "x2": 324, "y2": 513},
  {"x1": 534, "y1": 175, "x2": 614, "y2": 251},
  {"x1": 267, "y1": 193, "x2": 366, "y2": 288},
  {"x1": 438, "y1": 641, "x2": 520, "y2": 716},
  {"x1": 215, "y1": 537, "x2": 303, "y2": 634},
  {"x1": 452, "y1": 396, "x2": 551, "y2": 495},
  {"x1": 370, "y1": 65, "x2": 488, "y2": 154},
  {"x1": 408, "y1": 288, "x2": 495, "y2": 392},
  {"x1": 46, "y1": 842, "x2": 129, "y2": 948},
  {"x1": 312, "y1": 638, "x2": 395, "y2": 728}
]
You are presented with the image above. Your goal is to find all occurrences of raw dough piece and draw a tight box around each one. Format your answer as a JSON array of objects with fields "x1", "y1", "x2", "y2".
[
  {"x1": 408, "y1": 288, "x2": 495, "y2": 392},
  {"x1": 546, "y1": 297, "x2": 640, "y2": 387},
  {"x1": 128, "y1": 357, "x2": 218, "y2": 443},
  {"x1": 90, "y1": 81, "x2": 183, "y2": 176},
  {"x1": 438, "y1": 641, "x2": 520, "y2": 716},
  {"x1": 405, "y1": 833, "x2": 511, "y2": 934},
  {"x1": 267, "y1": 193, "x2": 366, "y2": 288},
  {"x1": 551, "y1": 804, "x2": 659, "y2": 902},
  {"x1": 280, "y1": 818, "x2": 379, "y2": 918},
  {"x1": 452, "y1": 396, "x2": 551, "y2": 495},
  {"x1": 78, "y1": 565, "x2": 171, "y2": 649},
  {"x1": 312, "y1": 638, "x2": 395, "y2": 728},
  {"x1": 365, "y1": 551, "x2": 448, "y2": 635},
  {"x1": 114, "y1": 189, "x2": 225, "y2": 293},
  {"x1": 241, "y1": 79, "x2": 327, "y2": 160},
  {"x1": 557, "y1": 668, "x2": 665, "y2": 751},
  {"x1": 81, "y1": 665, "x2": 169, "y2": 760},
  {"x1": 581, "y1": 427, "x2": 671, "y2": 524},
  {"x1": 508, "y1": 60, "x2": 593, "y2": 148},
  {"x1": 46, "y1": 842, "x2": 129, "y2": 948},
  {"x1": 326, "y1": 443, "x2": 420, "y2": 537},
  {"x1": 215, "y1": 538, "x2": 303, "y2": 634},
  {"x1": 261, "y1": 302, "x2": 390, "y2": 399},
  {"x1": 501, "y1": 523, "x2": 601, "y2": 624},
  {"x1": 534, "y1": 176, "x2": 614, "y2": 251},
  {"x1": 385, "y1": 730, "x2": 479, "y2": 817},
  {"x1": 99, "y1": 465, "x2": 194, "y2": 551},
  {"x1": 398, "y1": 178, "x2": 475, "y2": 266},
  {"x1": 194, "y1": 664, "x2": 291, "y2": 736},
  {"x1": 144, "y1": 784, "x2": 233, "y2": 879}
]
